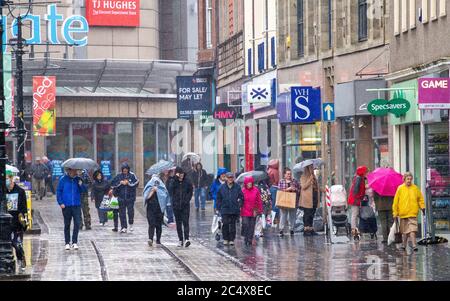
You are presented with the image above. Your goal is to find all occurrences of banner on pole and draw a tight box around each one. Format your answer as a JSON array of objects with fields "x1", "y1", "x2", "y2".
[
  {"x1": 4, "y1": 54, "x2": 14, "y2": 136},
  {"x1": 33, "y1": 76, "x2": 56, "y2": 136}
]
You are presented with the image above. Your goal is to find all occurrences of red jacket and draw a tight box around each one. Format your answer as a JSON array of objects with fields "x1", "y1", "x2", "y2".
[
  {"x1": 347, "y1": 166, "x2": 368, "y2": 207},
  {"x1": 241, "y1": 176, "x2": 263, "y2": 217},
  {"x1": 267, "y1": 159, "x2": 280, "y2": 187}
]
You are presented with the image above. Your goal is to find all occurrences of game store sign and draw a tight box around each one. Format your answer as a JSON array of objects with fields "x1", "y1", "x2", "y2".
[{"x1": 419, "y1": 78, "x2": 450, "y2": 109}]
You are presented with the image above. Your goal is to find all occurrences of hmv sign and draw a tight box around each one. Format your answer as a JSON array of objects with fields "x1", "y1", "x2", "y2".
[{"x1": 1, "y1": 4, "x2": 89, "y2": 53}]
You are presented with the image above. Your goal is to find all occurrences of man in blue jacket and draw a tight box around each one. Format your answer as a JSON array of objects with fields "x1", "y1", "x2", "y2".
[
  {"x1": 209, "y1": 167, "x2": 228, "y2": 210},
  {"x1": 216, "y1": 172, "x2": 243, "y2": 246},
  {"x1": 111, "y1": 163, "x2": 139, "y2": 233},
  {"x1": 57, "y1": 168, "x2": 87, "y2": 251}
]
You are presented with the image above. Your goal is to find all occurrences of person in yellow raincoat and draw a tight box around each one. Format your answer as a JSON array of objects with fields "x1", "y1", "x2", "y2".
[{"x1": 392, "y1": 172, "x2": 425, "y2": 251}]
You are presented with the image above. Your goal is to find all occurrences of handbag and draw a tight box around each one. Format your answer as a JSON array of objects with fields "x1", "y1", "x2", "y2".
[{"x1": 275, "y1": 190, "x2": 297, "y2": 209}]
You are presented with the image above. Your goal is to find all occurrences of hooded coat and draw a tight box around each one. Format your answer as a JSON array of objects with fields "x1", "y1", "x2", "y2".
[
  {"x1": 192, "y1": 163, "x2": 209, "y2": 188},
  {"x1": 168, "y1": 172, "x2": 193, "y2": 211},
  {"x1": 209, "y1": 168, "x2": 228, "y2": 201},
  {"x1": 241, "y1": 176, "x2": 263, "y2": 217},
  {"x1": 111, "y1": 163, "x2": 139, "y2": 202},
  {"x1": 348, "y1": 166, "x2": 368, "y2": 207},
  {"x1": 91, "y1": 170, "x2": 111, "y2": 208},
  {"x1": 267, "y1": 159, "x2": 280, "y2": 187}
]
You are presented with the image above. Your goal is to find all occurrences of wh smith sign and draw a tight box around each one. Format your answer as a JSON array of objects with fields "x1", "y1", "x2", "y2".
[
  {"x1": 86, "y1": 0, "x2": 140, "y2": 27},
  {"x1": 291, "y1": 87, "x2": 321, "y2": 123},
  {"x1": 1, "y1": 4, "x2": 89, "y2": 52},
  {"x1": 418, "y1": 78, "x2": 450, "y2": 109}
]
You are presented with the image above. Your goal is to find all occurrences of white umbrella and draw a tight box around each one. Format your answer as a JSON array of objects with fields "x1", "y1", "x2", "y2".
[{"x1": 6, "y1": 164, "x2": 20, "y2": 173}]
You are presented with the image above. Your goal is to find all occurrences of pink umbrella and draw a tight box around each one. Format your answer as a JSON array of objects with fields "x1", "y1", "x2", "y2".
[{"x1": 367, "y1": 168, "x2": 403, "y2": 197}]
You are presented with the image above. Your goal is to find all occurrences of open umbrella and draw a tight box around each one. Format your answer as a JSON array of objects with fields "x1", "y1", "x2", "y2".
[
  {"x1": 293, "y1": 158, "x2": 324, "y2": 179},
  {"x1": 146, "y1": 160, "x2": 175, "y2": 175},
  {"x1": 367, "y1": 168, "x2": 403, "y2": 197},
  {"x1": 236, "y1": 170, "x2": 269, "y2": 185},
  {"x1": 62, "y1": 158, "x2": 99, "y2": 171},
  {"x1": 182, "y1": 152, "x2": 200, "y2": 164}
]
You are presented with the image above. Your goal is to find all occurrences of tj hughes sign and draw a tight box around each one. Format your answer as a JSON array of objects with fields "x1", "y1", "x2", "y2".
[{"x1": 1, "y1": 4, "x2": 89, "y2": 52}]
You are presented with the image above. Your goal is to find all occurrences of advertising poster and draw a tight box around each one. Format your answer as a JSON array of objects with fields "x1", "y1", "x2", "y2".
[
  {"x1": 33, "y1": 76, "x2": 56, "y2": 136},
  {"x1": 86, "y1": 0, "x2": 140, "y2": 27}
]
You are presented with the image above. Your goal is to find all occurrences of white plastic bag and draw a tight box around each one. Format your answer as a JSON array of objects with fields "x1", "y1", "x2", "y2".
[
  {"x1": 388, "y1": 219, "x2": 400, "y2": 246},
  {"x1": 254, "y1": 216, "x2": 263, "y2": 238},
  {"x1": 261, "y1": 214, "x2": 266, "y2": 229},
  {"x1": 211, "y1": 214, "x2": 220, "y2": 234},
  {"x1": 271, "y1": 210, "x2": 277, "y2": 228}
]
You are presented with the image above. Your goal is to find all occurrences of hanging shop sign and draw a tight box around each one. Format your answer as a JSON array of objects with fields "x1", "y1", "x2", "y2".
[
  {"x1": 33, "y1": 76, "x2": 56, "y2": 136},
  {"x1": 418, "y1": 78, "x2": 450, "y2": 109},
  {"x1": 213, "y1": 103, "x2": 238, "y2": 121},
  {"x1": 291, "y1": 87, "x2": 322, "y2": 123},
  {"x1": 1, "y1": 4, "x2": 89, "y2": 53},
  {"x1": 4, "y1": 54, "x2": 14, "y2": 137},
  {"x1": 177, "y1": 76, "x2": 212, "y2": 119},
  {"x1": 247, "y1": 84, "x2": 271, "y2": 104},
  {"x1": 86, "y1": 0, "x2": 140, "y2": 27},
  {"x1": 368, "y1": 98, "x2": 411, "y2": 117}
]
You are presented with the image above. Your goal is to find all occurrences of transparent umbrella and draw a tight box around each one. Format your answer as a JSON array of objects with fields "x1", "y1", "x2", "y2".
[
  {"x1": 146, "y1": 160, "x2": 175, "y2": 175},
  {"x1": 62, "y1": 158, "x2": 99, "y2": 170}
]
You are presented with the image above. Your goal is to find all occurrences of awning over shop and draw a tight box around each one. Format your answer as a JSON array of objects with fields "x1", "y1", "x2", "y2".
[{"x1": 15, "y1": 58, "x2": 197, "y2": 94}]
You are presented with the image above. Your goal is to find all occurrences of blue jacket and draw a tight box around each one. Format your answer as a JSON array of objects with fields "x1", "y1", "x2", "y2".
[
  {"x1": 208, "y1": 168, "x2": 228, "y2": 201},
  {"x1": 216, "y1": 183, "x2": 243, "y2": 215},
  {"x1": 111, "y1": 163, "x2": 139, "y2": 202},
  {"x1": 56, "y1": 175, "x2": 87, "y2": 207}
]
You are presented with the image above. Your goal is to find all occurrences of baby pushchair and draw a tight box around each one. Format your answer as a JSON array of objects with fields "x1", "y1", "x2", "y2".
[
  {"x1": 357, "y1": 198, "x2": 378, "y2": 240},
  {"x1": 330, "y1": 185, "x2": 351, "y2": 236}
]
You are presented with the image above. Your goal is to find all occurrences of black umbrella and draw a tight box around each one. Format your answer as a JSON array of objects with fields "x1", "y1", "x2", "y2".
[
  {"x1": 236, "y1": 171, "x2": 269, "y2": 185},
  {"x1": 146, "y1": 160, "x2": 175, "y2": 175},
  {"x1": 62, "y1": 158, "x2": 99, "y2": 170}
]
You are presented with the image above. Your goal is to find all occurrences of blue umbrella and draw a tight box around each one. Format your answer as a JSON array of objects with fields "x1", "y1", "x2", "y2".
[{"x1": 146, "y1": 160, "x2": 174, "y2": 175}]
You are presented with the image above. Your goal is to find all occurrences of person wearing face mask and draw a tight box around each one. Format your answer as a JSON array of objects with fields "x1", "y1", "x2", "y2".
[
  {"x1": 209, "y1": 168, "x2": 228, "y2": 210},
  {"x1": 57, "y1": 168, "x2": 87, "y2": 251},
  {"x1": 241, "y1": 176, "x2": 263, "y2": 246},
  {"x1": 5, "y1": 172, "x2": 28, "y2": 270}
]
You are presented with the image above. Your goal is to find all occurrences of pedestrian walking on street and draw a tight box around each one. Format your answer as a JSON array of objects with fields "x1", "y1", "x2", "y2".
[
  {"x1": 91, "y1": 170, "x2": 111, "y2": 226},
  {"x1": 143, "y1": 174, "x2": 169, "y2": 246},
  {"x1": 192, "y1": 162, "x2": 209, "y2": 211},
  {"x1": 31, "y1": 157, "x2": 49, "y2": 200},
  {"x1": 6, "y1": 173, "x2": 28, "y2": 270},
  {"x1": 168, "y1": 167, "x2": 193, "y2": 247},
  {"x1": 216, "y1": 172, "x2": 243, "y2": 246},
  {"x1": 393, "y1": 172, "x2": 425, "y2": 252},
  {"x1": 111, "y1": 163, "x2": 139, "y2": 233},
  {"x1": 278, "y1": 168, "x2": 299, "y2": 237},
  {"x1": 373, "y1": 191, "x2": 394, "y2": 243},
  {"x1": 164, "y1": 169, "x2": 176, "y2": 225},
  {"x1": 241, "y1": 176, "x2": 263, "y2": 246},
  {"x1": 209, "y1": 167, "x2": 228, "y2": 210},
  {"x1": 57, "y1": 168, "x2": 87, "y2": 250},
  {"x1": 347, "y1": 166, "x2": 369, "y2": 239},
  {"x1": 267, "y1": 159, "x2": 280, "y2": 225},
  {"x1": 78, "y1": 169, "x2": 92, "y2": 230},
  {"x1": 300, "y1": 165, "x2": 320, "y2": 236},
  {"x1": 42, "y1": 156, "x2": 55, "y2": 196}
]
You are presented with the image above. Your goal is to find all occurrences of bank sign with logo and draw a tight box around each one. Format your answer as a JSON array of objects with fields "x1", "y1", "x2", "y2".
[
  {"x1": 177, "y1": 76, "x2": 212, "y2": 119},
  {"x1": 291, "y1": 87, "x2": 321, "y2": 123},
  {"x1": 1, "y1": 4, "x2": 89, "y2": 53},
  {"x1": 247, "y1": 84, "x2": 271, "y2": 104},
  {"x1": 418, "y1": 78, "x2": 450, "y2": 109}
]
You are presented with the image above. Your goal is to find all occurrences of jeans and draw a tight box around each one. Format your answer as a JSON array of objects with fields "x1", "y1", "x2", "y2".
[
  {"x1": 166, "y1": 204, "x2": 174, "y2": 223},
  {"x1": 222, "y1": 214, "x2": 239, "y2": 242},
  {"x1": 242, "y1": 216, "x2": 256, "y2": 243},
  {"x1": 97, "y1": 208, "x2": 108, "y2": 224},
  {"x1": 280, "y1": 208, "x2": 297, "y2": 232},
  {"x1": 194, "y1": 187, "x2": 206, "y2": 209},
  {"x1": 270, "y1": 186, "x2": 279, "y2": 216},
  {"x1": 118, "y1": 199, "x2": 135, "y2": 229},
  {"x1": 62, "y1": 206, "x2": 81, "y2": 244},
  {"x1": 173, "y1": 208, "x2": 190, "y2": 241},
  {"x1": 12, "y1": 231, "x2": 24, "y2": 261}
]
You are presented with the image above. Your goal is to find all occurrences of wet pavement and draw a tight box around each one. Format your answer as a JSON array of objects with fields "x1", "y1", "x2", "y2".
[{"x1": 18, "y1": 197, "x2": 450, "y2": 281}]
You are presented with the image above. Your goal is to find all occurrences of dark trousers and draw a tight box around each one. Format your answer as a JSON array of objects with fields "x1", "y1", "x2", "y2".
[
  {"x1": 62, "y1": 206, "x2": 81, "y2": 244},
  {"x1": 166, "y1": 204, "x2": 174, "y2": 224},
  {"x1": 45, "y1": 177, "x2": 55, "y2": 194},
  {"x1": 303, "y1": 208, "x2": 316, "y2": 228},
  {"x1": 147, "y1": 200, "x2": 163, "y2": 241},
  {"x1": 242, "y1": 216, "x2": 256, "y2": 243},
  {"x1": 222, "y1": 214, "x2": 239, "y2": 242},
  {"x1": 113, "y1": 209, "x2": 120, "y2": 229},
  {"x1": 378, "y1": 210, "x2": 394, "y2": 242},
  {"x1": 12, "y1": 231, "x2": 24, "y2": 261},
  {"x1": 173, "y1": 208, "x2": 190, "y2": 241},
  {"x1": 97, "y1": 208, "x2": 108, "y2": 224},
  {"x1": 118, "y1": 199, "x2": 135, "y2": 229}
]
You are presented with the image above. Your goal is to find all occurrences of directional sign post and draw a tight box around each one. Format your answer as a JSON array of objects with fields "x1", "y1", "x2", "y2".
[{"x1": 322, "y1": 103, "x2": 335, "y2": 122}]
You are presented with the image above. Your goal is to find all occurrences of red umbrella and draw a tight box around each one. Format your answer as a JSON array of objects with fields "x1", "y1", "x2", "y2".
[{"x1": 367, "y1": 168, "x2": 403, "y2": 197}]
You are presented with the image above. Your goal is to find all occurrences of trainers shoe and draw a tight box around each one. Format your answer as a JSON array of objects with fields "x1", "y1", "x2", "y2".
[
  {"x1": 148, "y1": 240, "x2": 153, "y2": 247},
  {"x1": 290, "y1": 230, "x2": 295, "y2": 236},
  {"x1": 120, "y1": 228, "x2": 127, "y2": 233},
  {"x1": 223, "y1": 240, "x2": 229, "y2": 246},
  {"x1": 65, "y1": 244, "x2": 71, "y2": 251},
  {"x1": 20, "y1": 259, "x2": 26, "y2": 270},
  {"x1": 156, "y1": 240, "x2": 161, "y2": 245},
  {"x1": 178, "y1": 241, "x2": 184, "y2": 247},
  {"x1": 229, "y1": 241, "x2": 235, "y2": 246},
  {"x1": 112, "y1": 228, "x2": 118, "y2": 232},
  {"x1": 72, "y1": 244, "x2": 79, "y2": 250},
  {"x1": 185, "y1": 240, "x2": 191, "y2": 248},
  {"x1": 129, "y1": 225, "x2": 134, "y2": 232}
]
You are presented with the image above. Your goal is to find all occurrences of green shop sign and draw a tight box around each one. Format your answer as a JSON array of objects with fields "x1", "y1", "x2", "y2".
[{"x1": 368, "y1": 98, "x2": 411, "y2": 117}]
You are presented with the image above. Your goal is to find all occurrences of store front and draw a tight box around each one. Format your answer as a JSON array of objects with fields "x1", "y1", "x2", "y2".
[{"x1": 282, "y1": 123, "x2": 322, "y2": 168}]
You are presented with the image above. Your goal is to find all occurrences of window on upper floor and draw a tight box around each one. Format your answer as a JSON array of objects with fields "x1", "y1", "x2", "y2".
[
  {"x1": 358, "y1": 0, "x2": 368, "y2": 41},
  {"x1": 206, "y1": 0, "x2": 213, "y2": 49},
  {"x1": 297, "y1": 0, "x2": 304, "y2": 57}
]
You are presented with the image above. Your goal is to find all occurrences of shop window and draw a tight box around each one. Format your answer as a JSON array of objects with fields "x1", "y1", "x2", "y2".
[
  {"x1": 97, "y1": 123, "x2": 115, "y2": 175},
  {"x1": 297, "y1": 0, "x2": 304, "y2": 57},
  {"x1": 341, "y1": 118, "x2": 357, "y2": 190},
  {"x1": 341, "y1": 117, "x2": 355, "y2": 140},
  {"x1": 46, "y1": 119, "x2": 70, "y2": 161},
  {"x1": 72, "y1": 123, "x2": 94, "y2": 159},
  {"x1": 282, "y1": 123, "x2": 322, "y2": 168},
  {"x1": 158, "y1": 122, "x2": 169, "y2": 161},
  {"x1": 358, "y1": 0, "x2": 368, "y2": 41},
  {"x1": 117, "y1": 122, "x2": 134, "y2": 169}
]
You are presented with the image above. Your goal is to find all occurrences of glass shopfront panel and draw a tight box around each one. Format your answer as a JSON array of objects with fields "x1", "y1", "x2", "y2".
[
  {"x1": 144, "y1": 122, "x2": 156, "y2": 182},
  {"x1": 117, "y1": 122, "x2": 134, "y2": 169},
  {"x1": 46, "y1": 119, "x2": 70, "y2": 161},
  {"x1": 97, "y1": 123, "x2": 116, "y2": 175},
  {"x1": 341, "y1": 117, "x2": 356, "y2": 190},
  {"x1": 283, "y1": 123, "x2": 322, "y2": 168},
  {"x1": 373, "y1": 116, "x2": 389, "y2": 168},
  {"x1": 73, "y1": 123, "x2": 94, "y2": 159},
  {"x1": 158, "y1": 122, "x2": 169, "y2": 161}
]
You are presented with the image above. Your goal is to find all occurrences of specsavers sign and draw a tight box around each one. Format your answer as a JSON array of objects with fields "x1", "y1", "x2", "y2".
[{"x1": 368, "y1": 98, "x2": 411, "y2": 117}]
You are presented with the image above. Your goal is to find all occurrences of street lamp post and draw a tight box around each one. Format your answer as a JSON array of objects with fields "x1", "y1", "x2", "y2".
[{"x1": 0, "y1": 0, "x2": 16, "y2": 274}]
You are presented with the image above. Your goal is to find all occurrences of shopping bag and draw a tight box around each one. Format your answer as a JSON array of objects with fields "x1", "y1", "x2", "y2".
[
  {"x1": 110, "y1": 196, "x2": 119, "y2": 210},
  {"x1": 99, "y1": 195, "x2": 112, "y2": 210},
  {"x1": 388, "y1": 219, "x2": 402, "y2": 245},
  {"x1": 211, "y1": 214, "x2": 220, "y2": 234},
  {"x1": 275, "y1": 190, "x2": 297, "y2": 209},
  {"x1": 107, "y1": 211, "x2": 114, "y2": 220},
  {"x1": 271, "y1": 210, "x2": 277, "y2": 227},
  {"x1": 254, "y1": 216, "x2": 263, "y2": 238},
  {"x1": 261, "y1": 214, "x2": 266, "y2": 229}
]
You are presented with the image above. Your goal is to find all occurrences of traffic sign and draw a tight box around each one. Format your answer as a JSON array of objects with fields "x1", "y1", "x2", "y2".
[
  {"x1": 322, "y1": 103, "x2": 335, "y2": 122},
  {"x1": 291, "y1": 87, "x2": 321, "y2": 123}
]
